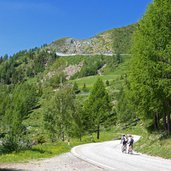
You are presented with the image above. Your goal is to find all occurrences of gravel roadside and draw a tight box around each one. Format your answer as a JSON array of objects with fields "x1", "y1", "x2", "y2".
[{"x1": 0, "y1": 152, "x2": 105, "y2": 171}]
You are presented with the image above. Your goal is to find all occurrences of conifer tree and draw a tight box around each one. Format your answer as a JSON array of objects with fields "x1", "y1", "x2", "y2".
[
  {"x1": 3, "y1": 83, "x2": 38, "y2": 151},
  {"x1": 85, "y1": 78, "x2": 111, "y2": 139},
  {"x1": 128, "y1": 0, "x2": 171, "y2": 133}
]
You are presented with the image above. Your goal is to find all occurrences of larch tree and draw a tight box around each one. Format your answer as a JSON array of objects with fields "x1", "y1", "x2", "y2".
[
  {"x1": 128, "y1": 0, "x2": 171, "y2": 134},
  {"x1": 85, "y1": 78, "x2": 111, "y2": 139}
]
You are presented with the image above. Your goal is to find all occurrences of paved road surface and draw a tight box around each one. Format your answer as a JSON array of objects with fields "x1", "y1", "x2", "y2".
[
  {"x1": 55, "y1": 52, "x2": 130, "y2": 57},
  {"x1": 72, "y1": 136, "x2": 171, "y2": 171}
]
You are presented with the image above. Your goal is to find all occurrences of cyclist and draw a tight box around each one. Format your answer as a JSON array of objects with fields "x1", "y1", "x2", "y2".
[
  {"x1": 120, "y1": 135, "x2": 127, "y2": 153},
  {"x1": 128, "y1": 135, "x2": 134, "y2": 154}
]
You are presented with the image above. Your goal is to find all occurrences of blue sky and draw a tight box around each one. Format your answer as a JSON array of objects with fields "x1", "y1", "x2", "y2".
[{"x1": 0, "y1": 0, "x2": 152, "y2": 56}]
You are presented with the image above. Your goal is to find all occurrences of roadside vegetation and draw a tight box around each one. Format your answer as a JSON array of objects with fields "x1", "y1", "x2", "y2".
[{"x1": 0, "y1": 130, "x2": 116, "y2": 163}]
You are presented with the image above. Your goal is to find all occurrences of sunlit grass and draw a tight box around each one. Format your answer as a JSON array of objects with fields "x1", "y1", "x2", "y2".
[
  {"x1": 70, "y1": 74, "x2": 118, "y2": 89},
  {"x1": 0, "y1": 142, "x2": 70, "y2": 163}
]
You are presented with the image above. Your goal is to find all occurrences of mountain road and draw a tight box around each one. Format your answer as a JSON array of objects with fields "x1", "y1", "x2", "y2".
[
  {"x1": 71, "y1": 135, "x2": 171, "y2": 171},
  {"x1": 1, "y1": 135, "x2": 171, "y2": 171}
]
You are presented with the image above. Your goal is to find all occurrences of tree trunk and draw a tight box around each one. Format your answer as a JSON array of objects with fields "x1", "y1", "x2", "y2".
[
  {"x1": 97, "y1": 124, "x2": 100, "y2": 139},
  {"x1": 79, "y1": 133, "x2": 82, "y2": 142},
  {"x1": 61, "y1": 129, "x2": 65, "y2": 141},
  {"x1": 167, "y1": 112, "x2": 171, "y2": 135},
  {"x1": 154, "y1": 113, "x2": 159, "y2": 130},
  {"x1": 60, "y1": 97, "x2": 65, "y2": 141},
  {"x1": 163, "y1": 113, "x2": 167, "y2": 131},
  {"x1": 156, "y1": 113, "x2": 159, "y2": 130}
]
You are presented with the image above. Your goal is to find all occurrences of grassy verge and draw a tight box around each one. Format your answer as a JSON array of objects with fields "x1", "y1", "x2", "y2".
[
  {"x1": 0, "y1": 142, "x2": 70, "y2": 163},
  {"x1": 0, "y1": 130, "x2": 116, "y2": 163}
]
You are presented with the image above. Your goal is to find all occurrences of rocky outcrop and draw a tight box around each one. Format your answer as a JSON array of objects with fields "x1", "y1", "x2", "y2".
[
  {"x1": 46, "y1": 24, "x2": 137, "y2": 55},
  {"x1": 64, "y1": 62, "x2": 83, "y2": 80},
  {"x1": 48, "y1": 33, "x2": 113, "y2": 55}
]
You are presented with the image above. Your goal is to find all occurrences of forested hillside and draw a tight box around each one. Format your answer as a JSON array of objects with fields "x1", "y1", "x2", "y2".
[{"x1": 0, "y1": 39, "x2": 129, "y2": 154}]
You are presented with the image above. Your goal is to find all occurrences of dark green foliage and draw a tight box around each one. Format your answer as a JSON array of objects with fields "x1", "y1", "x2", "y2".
[
  {"x1": 0, "y1": 49, "x2": 58, "y2": 85},
  {"x1": 1, "y1": 82, "x2": 39, "y2": 152},
  {"x1": 49, "y1": 73, "x2": 66, "y2": 89},
  {"x1": 73, "y1": 82, "x2": 80, "y2": 94},
  {"x1": 112, "y1": 24, "x2": 137, "y2": 54},
  {"x1": 44, "y1": 107, "x2": 58, "y2": 142},
  {"x1": 2, "y1": 134, "x2": 20, "y2": 152},
  {"x1": 70, "y1": 55, "x2": 105, "y2": 79},
  {"x1": 127, "y1": 0, "x2": 171, "y2": 134},
  {"x1": 3, "y1": 54, "x2": 8, "y2": 61},
  {"x1": 37, "y1": 135, "x2": 46, "y2": 145},
  {"x1": 0, "y1": 85, "x2": 10, "y2": 115},
  {"x1": 84, "y1": 78, "x2": 111, "y2": 139},
  {"x1": 106, "y1": 80, "x2": 110, "y2": 86},
  {"x1": 105, "y1": 54, "x2": 124, "y2": 72},
  {"x1": 116, "y1": 87, "x2": 136, "y2": 123},
  {"x1": 0, "y1": 57, "x2": 3, "y2": 64},
  {"x1": 44, "y1": 85, "x2": 76, "y2": 142},
  {"x1": 116, "y1": 53, "x2": 122, "y2": 64},
  {"x1": 82, "y1": 83, "x2": 89, "y2": 92}
]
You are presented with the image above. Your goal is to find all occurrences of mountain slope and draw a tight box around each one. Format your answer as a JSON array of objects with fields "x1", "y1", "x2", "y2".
[
  {"x1": 0, "y1": 23, "x2": 134, "y2": 156},
  {"x1": 46, "y1": 24, "x2": 137, "y2": 55}
]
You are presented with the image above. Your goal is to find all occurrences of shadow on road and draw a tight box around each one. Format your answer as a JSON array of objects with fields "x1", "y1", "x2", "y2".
[
  {"x1": 128, "y1": 153, "x2": 140, "y2": 156},
  {"x1": 122, "y1": 152, "x2": 140, "y2": 156}
]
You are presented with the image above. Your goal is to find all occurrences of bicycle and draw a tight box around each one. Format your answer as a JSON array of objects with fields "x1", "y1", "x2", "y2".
[
  {"x1": 121, "y1": 144, "x2": 127, "y2": 153},
  {"x1": 128, "y1": 145, "x2": 133, "y2": 154}
]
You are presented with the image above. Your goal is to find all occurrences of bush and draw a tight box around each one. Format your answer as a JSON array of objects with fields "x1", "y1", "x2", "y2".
[
  {"x1": 2, "y1": 135, "x2": 19, "y2": 153},
  {"x1": 37, "y1": 135, "x2": 46, "y2": 145},
  {"x1": 1, "y1": 133, "x2": 31, "y2": 153}
]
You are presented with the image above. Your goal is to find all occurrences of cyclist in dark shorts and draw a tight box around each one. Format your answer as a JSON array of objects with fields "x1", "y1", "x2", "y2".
[
  {"x1": 128, "y1": 135, "x2": 134, "y2": 154},
  {"x1": 121, "y1": 135, "x2": 127, "y2": 153}
]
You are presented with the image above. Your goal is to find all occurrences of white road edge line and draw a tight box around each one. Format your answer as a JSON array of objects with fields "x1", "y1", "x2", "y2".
[{"x1": 71, "y1": 146, "x2": 116, "y2": 171}]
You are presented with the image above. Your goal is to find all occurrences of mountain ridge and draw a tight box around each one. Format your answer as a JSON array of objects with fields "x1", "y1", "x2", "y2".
[{"x1": 45, "y1": 23, "x2": 137, "y2": 55}]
